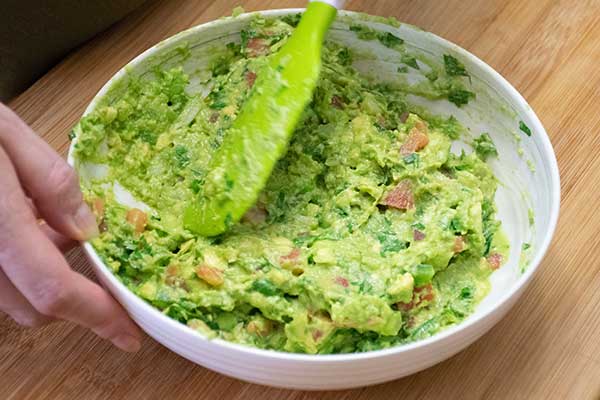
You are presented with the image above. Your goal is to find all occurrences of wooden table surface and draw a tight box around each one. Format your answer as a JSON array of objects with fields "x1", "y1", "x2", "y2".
[{"x1": 3, "y1": 0, "x2": 600, "y2": 399}]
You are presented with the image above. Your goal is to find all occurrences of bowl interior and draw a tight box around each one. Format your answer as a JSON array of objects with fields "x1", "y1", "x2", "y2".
[{"x1": 71, "y1": 9, "x2": 559, "y2": 351}]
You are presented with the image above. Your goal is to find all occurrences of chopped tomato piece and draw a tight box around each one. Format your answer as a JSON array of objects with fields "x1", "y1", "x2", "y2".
[
  {"x1": 209, "y1": 112, "x2": 219, "y2": 123},
  {"x1": 376, "y1": 115, "x2": 396, "y2": 130},
  {"x1": 453, "y1": 236, "x2": 466, "y2": 253},
  {"x1": 165, "y1": 264, "x2": 178, "y2": 278},
  {"x1": 196, "y1": 265, "x2": 224, "y2": 287},
  {"x1": 416, "y1": 283, "x2": 435, "y2": 302},
  {"x1": 90, "y1": 197, "x2": 107, "y2": 232},
  {"x1": 222, "y1": 105, "x2": 236, "y2": 117},
  {"x1": 98, "y1": 220, "x2": 108, "y2": 233},
  {"x1": 413, "y1": 229, "x2": 425, "y2": 241},
  {"x1": 242, "y1": 204, "x2": 267, "y2": 225},
  {"x1": 414, "y1": 120, "x2": 429, "y2": 134},
  {"x1": 397, "y1": 283, "x2": 434, "y2": 311},
  {"x1": 381, "y1": 179, "x2": 415, "y2": 210},
  {"x1": 399, "y1": 111, "x2": 410, "y2": 123},
  {"x1": 246, "y1": 38, "x2": 270, "y2": 57},
  {"x1": 405, "y1": 316, "x2": 417, "y2": 328},
  {"x1": 126, "y1": 208, "x2": 147, "y2": 234},
  {"x1": 441, "y1": 168, "x2": 454, "y2": 179},
  {"x1": 245, "y1": 71, "x2": 257, "y2": 87},
  {"x1": 312, "y1": 329, "x2": 323, "y2": 341},
  {"x1": 334, "y1": 276, "x2": 349, "y2": 288},
  {"x1": 92, "y1": 197, "x2": 104, "y2": 217},
  {"x1": 331, "y1": 95, "x2": 344, "y2": 109},
  {"x1": 487, "y1": 253, "x2": 503, "y2": 270},
  {"x1": 247, "y1": 320, "x2": 272, "y2": 336},
  {"x1": 246, "y1": 321, "x2": 259, "y2": 335},
  {"x1": 397, "y1": 301, "x2": 415, "y2": 312},
  {"x1": 165, "y1": 264, "x2": 188, "y2": 290},
  {"x1": 400, "y1": 126, "x2": 429, "y2": 156},
  {"x1": 280, "y1": 248, "x2": 300, "y2": 266}
]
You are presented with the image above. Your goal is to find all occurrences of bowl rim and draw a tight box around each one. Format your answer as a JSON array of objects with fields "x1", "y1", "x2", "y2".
[{"x1": 69, "y1": 8, "x2": 561, "y2": 362}]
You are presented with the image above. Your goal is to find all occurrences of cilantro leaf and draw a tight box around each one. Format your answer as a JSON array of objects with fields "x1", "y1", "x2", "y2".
[
  {"x1": 403, "y1": 153, "x2": 420, "y2": 167},
  {"x1": 378, "y1": 32, "x2": 404, "y2": 48},
  {"x1": 448, "y1": 89, "x2": 475, "y2": 107},
  {"x1": 281, "y1": 13, "x2": 301, "y2": 27},
  {"x1": 460, "y1": 286, "x2": 474, "y2": 299},
  {"x1": 449, "y1": 217, "x2": 466, "y2": 233},
  {"x1": 190, "y1": 179, "x2": 203, "y2": 194},
  {"x1": 377, "y1": 231, "x2": 409, "y2": 255},
  {"x1": 349, "y1": 24, "x2": 378, "y2": 40},
  {"x1": 401, "y1": 54, "x2": 420, "y2": 69},
  {"x1": 482, "y1": 199, "x2": 499, "y2": 256},
  {"x1": 519, "y1": 120, "x2": 532, "y2": 136},
  {"x1": 174, "y1": 145, "x2": 190, "y2": 168},
  {"x1": 412, "y1": 222, "x2": 426, "y2": 231},
  {"x1": 251, "y1": 279, "x2": 280, "y2": 296},
  {"x1": 444, "y1": 54, "x2": 469, "y2": 77},
  {"x1": 337, "y1": 47, "x2": 352, "y2": 66}
]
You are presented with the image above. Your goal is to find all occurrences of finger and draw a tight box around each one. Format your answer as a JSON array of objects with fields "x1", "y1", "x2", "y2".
[
  {"x1": 0, "y1": 103, "x2": 98, "y2": 241},
  {"x1": 39, "y1": 222, "x2": 78, "y2": 253},
  {"x1": 25, "y1": 196, "x2": 40, "y2": 218},
  {"x1": 0, "y1": 268, "x2": 54, "y2": 328},
  {"x1": 0, "y1": 148, "x2": 142, "y2": 352},
  {"x1": 27, "y1": 197, "x2": 78, "y2": 252}
]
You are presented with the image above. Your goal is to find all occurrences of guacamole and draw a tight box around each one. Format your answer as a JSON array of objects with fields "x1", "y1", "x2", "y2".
[{"x1": 74, "y1": 16, "x2": 508, "y2": 354}]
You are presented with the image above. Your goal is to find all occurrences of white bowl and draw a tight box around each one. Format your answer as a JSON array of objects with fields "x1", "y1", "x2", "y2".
[{"x1": 69, "y1": 9, "x2": 560, "y2": 390}]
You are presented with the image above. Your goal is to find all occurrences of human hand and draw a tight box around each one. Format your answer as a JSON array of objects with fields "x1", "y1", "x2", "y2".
[{"x1": 0, "y1": 103, "x2": 142, "y2": 352}]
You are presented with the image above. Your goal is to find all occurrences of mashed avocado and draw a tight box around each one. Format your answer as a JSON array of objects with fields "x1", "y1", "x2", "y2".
[{"x1": 74, "y1": 16, "x2": 508, "y2": 354}]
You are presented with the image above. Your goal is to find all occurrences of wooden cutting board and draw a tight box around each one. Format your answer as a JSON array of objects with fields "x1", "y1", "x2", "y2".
[{"x1": 2, "y1": 0, "x2": 600, "y2": 398}]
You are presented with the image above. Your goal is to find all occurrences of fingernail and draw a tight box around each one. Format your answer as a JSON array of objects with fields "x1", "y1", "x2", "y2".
[
  {"x1": 113, "y1": 333, "x2": 142, "y2": 353},
  {"x1": 74, "y1": 203, "x2": 99, "y2": 239}
]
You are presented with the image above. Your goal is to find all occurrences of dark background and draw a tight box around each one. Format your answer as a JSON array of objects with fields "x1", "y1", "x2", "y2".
[{"x1": 0, "y1": 0, "x2": 147, "y2": 101}]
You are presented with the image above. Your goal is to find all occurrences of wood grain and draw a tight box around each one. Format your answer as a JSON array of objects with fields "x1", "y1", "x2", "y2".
[{"x1": 3, "y1": 0, "x2": 600, "y2": 398}]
